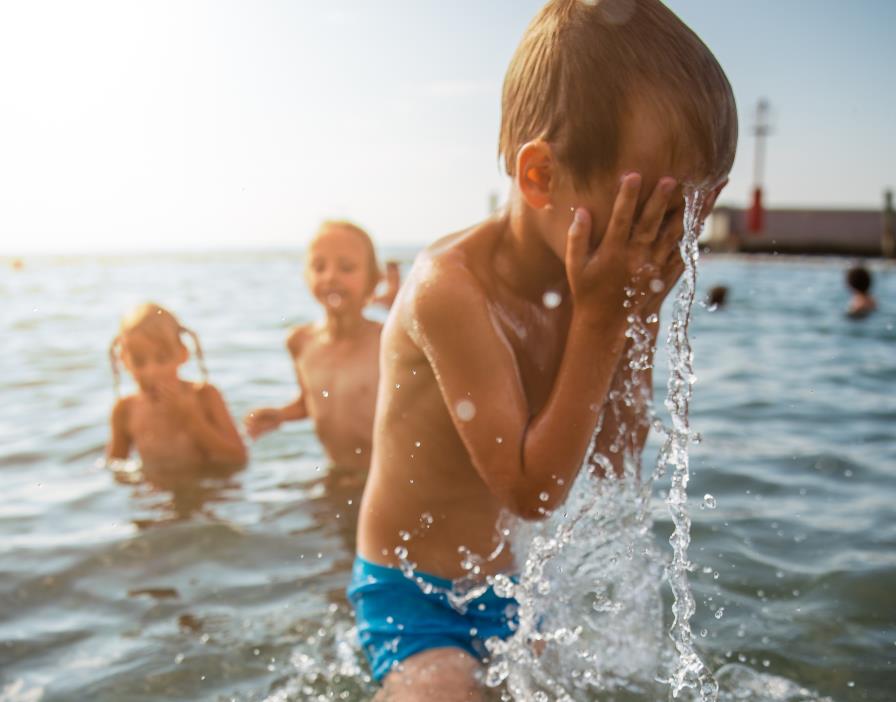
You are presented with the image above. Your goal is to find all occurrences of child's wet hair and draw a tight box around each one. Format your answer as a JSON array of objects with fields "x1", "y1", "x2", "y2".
[
  {"x1": 313, "y1": 220, "x2": 382, "y2": 293},
  {"x1": 499, "y1": 0, "x2": 738, "y2": 187},
  {"x1": 108, "y1": 302, "x2": 207, "y2": 396}
]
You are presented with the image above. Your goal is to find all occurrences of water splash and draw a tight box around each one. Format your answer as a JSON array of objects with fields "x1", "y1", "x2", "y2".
[
  {"x1": 480, "y1": 187, "x2": 718, "y2": 701},
  {"x1": 660, "y1": 188, "x2": 718, "y2": 700},
  {"x1": 266, "y1": 191, "x2": 837, "y2": 702}
]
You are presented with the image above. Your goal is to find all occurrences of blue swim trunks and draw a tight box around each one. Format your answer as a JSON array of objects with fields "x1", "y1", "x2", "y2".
[{"x1": 347, "y1": 556, "x2": 519, "y2": 681}]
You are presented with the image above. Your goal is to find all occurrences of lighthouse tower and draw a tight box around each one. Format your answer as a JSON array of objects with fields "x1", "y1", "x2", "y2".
[{"x1": 748, "y1": 98, "x2": 771, "y2": 234}]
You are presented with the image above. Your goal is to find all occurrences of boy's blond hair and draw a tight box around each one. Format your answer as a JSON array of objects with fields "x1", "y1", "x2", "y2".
[
  {"x1": 314, "y1": 220, "x2": 382, "y2": 294},
  {"x1": 499, "y1": 0, "x2": 737, "y2": 187}
]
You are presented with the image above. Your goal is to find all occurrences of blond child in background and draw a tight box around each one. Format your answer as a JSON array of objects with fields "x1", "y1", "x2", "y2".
[
  {"x1": 107, "y1": 303, "x2": 247, "y2": 476},
  {"x1": 244, "y1": 221, "x2": 391, "y2": 471}
]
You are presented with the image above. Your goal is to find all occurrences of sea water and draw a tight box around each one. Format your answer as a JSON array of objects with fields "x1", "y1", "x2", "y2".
[{"x1": 1, "y1": 246, "x2": 893, "y2": 701}]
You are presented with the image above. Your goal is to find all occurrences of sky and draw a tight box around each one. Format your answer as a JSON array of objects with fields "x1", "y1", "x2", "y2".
[{"x1": 0, "y1": 0, "x2": 894, "y2": 253}]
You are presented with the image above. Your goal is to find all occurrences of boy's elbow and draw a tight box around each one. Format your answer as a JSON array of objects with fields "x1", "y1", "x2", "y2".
[{"x1": 505, "y1": 488, "x2": 556, "y2": 522}]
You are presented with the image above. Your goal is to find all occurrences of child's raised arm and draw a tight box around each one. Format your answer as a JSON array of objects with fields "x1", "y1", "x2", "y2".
[
  {"x1": 243, "y1": 326, "x2": 310, "y2": 439},
  {"x1": 412, "y1": 174, "x2": 680, "y2": 519},
  {"x1": 244, "y1": 396, "x2": 307, "y2": 439}
]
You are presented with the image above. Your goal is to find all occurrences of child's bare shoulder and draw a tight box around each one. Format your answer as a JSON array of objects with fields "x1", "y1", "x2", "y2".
[
  {"x1": 111, "y1": 394, "x2": 135, "y2": 421},
  {"x1": 193, "y1": 380, "x2": 221, "y2": 399},
  {"x1": 411, "y1": 227, "x2": 493, "y2": 319},
  {"x1": 286, "y1": 323, "x2": 316, "y2": 357}
]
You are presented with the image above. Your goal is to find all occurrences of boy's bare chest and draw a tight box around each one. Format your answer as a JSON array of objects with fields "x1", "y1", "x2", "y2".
[
  {"x1": 129, "y1": 401, "x2": 199, "y2": 460},
  {"x1": 294, "y1": 335, "x2": 379, "y2": 404},
  {"x1": 490, "y1": 298, "x2": 568, "y2": 409}
]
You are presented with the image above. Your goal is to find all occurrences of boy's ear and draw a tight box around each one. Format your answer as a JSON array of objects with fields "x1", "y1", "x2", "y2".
[{"x1": 516, "y1": 140, "x2": 555, "y2": 210}]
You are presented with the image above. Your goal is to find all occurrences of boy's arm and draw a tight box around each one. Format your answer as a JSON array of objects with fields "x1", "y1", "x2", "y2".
[
  {"x1": 106, "y1": 397, "x2": 132, "y2": 460},
  {"x1": 414, "y1": 175, "x2": 680, "y2": 519},
  {"x1": 243, "y1": 327, "x2": 310, "y2": 438}
]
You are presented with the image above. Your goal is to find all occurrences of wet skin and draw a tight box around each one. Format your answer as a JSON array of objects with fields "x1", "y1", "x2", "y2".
[{"x1": 357, "y1": 115, "x2": 726, "y2": 580}]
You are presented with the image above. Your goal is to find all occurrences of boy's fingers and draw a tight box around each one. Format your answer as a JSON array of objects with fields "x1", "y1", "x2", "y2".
[
  {"x1": 632, "y1": 177, "x2": 676, "y2": 243},
  {"x1": 565, "y1": 207, "x2": 591, "y2": 276},
  {"x1": 604, "y1": 173, "x2": 641, "y2": 249},
  {"x1": 653, "y1": 217, "x2": 684, "y2": 266}
]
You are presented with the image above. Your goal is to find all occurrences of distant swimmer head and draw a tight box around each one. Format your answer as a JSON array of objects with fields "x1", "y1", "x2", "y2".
[
  {"x1": 305, "y1": 220, "x2": 382, "y2": 310},
  {"x1": 705, "y1": 285, "x2": 728, "y2": 309},
  {"x1": 109, "y1": 302, "x2": 206, "y2": 397},
  {"x1": 846, "y1": 265, "x2": 872, "y2": 294}
]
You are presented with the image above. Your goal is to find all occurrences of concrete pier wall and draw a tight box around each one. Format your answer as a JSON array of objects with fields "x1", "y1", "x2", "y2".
[{"x1": 704, "y1": 202, "x2": 894, "y2": 257}]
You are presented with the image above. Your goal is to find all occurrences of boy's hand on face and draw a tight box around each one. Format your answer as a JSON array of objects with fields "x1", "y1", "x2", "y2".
[
  {"x1": 243, "y1": 408, "x2": 282, "y2": 440},
  {"x1": 566, "y1": 173, "x2": 680, "y2": 323}
]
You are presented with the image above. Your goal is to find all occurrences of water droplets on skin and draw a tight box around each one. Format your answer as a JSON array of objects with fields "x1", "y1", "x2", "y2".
[
  {"x1": 542, "y1": 290, "x2": 563, "y2": 309},
  {"x1": 455, "y1": 399, "x2": 476, "y2": 422}
]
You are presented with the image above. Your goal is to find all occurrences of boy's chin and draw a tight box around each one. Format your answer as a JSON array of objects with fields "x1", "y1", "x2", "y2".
[{"x1": 140, "y1": 385, "x2": 161, "y2": 402}]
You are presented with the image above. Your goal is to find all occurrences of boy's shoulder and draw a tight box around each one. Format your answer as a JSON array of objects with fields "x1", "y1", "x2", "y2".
[
  {"x1": 111, "y1": 394, "x2": 134, "y2": 419},
  {"x1": 286, "y1": 322, "x2": 316, "y2": 356},
  {"x1": 410, "y1": 224, "x2": 496, "y2": 318}
]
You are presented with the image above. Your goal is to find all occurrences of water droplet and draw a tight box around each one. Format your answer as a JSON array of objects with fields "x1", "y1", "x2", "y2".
[
  {"x1": 399, "y1": 530, "x2": 411, "y2": 541},
  {"x1": 455, "y1": 399, "x2": 476, "y2": 421},
  {"x1": 321, "y1": 390, "x2": 329, "y2": 398},
  {"x1": 700, "y1": 629, "x2": 707, "y2": 638},
  {"x1": 542, "y1": 290, "x2": 562, "y2": 309},
  {"x1": 646, "y1": 313, "x2": 659, "y2": 324},
  {"x1": 649, "y1": 278, "x2": 664, "y2": 293},
  {"x1": 395, "y1": 383, "x2": 401, "y2": 389},
  {"x1": 394, "y1": 546, "x2": 408, "y2": 559},
  {"x1": 354, "y1": 447, "x2": 362, "y2": 454},
  {"x1": 714, "y1": 607, "x2": 725, "y2": 619},
  {"x1": 414, "y1": 440, "x2": 421, "y2": 447},
  {"x1": 495, "y1": 436, "x2": 503, "y2": 444},
  {"x1": 702, "y1": 494, "x2": 717, "y2": 509},
  {"x1": 539, "y1": 491, "x2": 550, "y2": 502}
]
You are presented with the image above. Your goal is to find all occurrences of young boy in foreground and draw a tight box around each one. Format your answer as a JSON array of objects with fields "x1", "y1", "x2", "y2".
[{"x1": 351, "y1": 1, "x2": 737, "y2": 699}]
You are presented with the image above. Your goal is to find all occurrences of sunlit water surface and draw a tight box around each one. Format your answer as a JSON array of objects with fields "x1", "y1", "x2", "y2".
[{"x1": 1, "y1": 251, "x2": 893, "y2": 701}]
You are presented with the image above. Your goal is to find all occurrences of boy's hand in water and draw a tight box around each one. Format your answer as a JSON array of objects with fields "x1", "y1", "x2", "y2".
[
  {"x1": 243, "y1": 408, "x2": 283, "y2": 440},
  {"x1": 565, "y1": 173, "x2": 681, "y2": 322}
]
